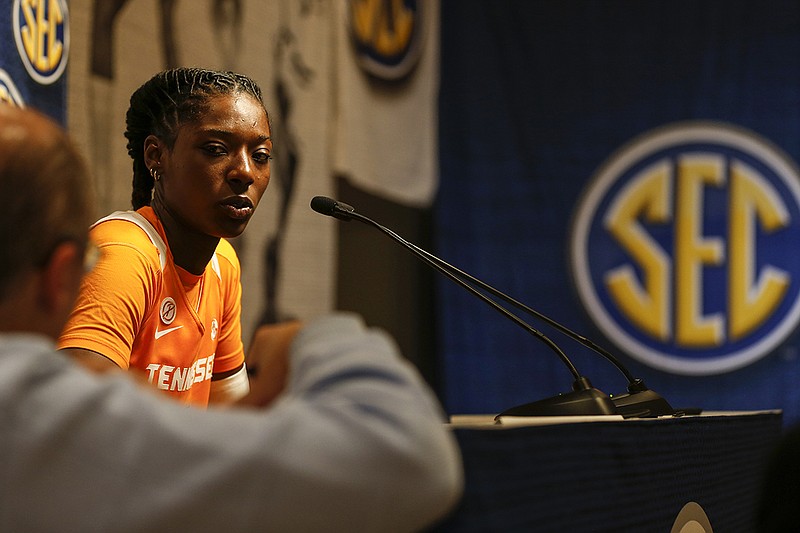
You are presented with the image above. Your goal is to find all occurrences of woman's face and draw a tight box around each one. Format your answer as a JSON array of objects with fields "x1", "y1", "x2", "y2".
[{"x1": 159, "y1": 92, "x2": 272, "y2": 239}]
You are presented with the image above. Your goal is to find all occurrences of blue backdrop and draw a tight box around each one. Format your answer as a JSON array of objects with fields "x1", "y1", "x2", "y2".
[{"x1": 437, "y1": 0, "x2": 800, "y2": 425}]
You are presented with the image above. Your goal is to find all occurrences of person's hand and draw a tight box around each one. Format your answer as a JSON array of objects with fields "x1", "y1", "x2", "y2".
[{"x1": 238, "y1": 320, "x2": 303, "y2": 408}]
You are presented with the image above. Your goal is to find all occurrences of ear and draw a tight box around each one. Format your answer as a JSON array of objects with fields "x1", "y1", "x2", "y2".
[
  {"x1": 143, "y1": 134, "x2": 165, "y2": 171},
  {"x1": 39, "y1": 241, "x2": 84, "y2": 316}
]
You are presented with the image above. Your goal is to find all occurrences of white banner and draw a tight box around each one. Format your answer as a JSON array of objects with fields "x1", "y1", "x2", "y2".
[
  {"x1": 332, "y1": 0, "x2": 440, "y2": 207},
  {"x1": 66, "y1": 0, "x2": 337, "y2": 345}
]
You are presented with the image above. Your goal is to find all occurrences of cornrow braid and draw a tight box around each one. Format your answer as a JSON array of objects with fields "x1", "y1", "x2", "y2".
[{"x1": 124, "y1": 67, "x2": 268, "y2": 209}]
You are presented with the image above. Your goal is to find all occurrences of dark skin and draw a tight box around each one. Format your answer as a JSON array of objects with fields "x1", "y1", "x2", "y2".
[
  {"x1": 66, "y1": 93, "x2": 273, "y2": 382},
  {"x1": 148, "y1": 92, "x2": 272, "y2": 274}
]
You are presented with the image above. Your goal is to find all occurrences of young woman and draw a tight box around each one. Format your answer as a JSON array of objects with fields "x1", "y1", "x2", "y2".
[{"x1": 58, "y1": 67, "x2": 274, "y2": 406}]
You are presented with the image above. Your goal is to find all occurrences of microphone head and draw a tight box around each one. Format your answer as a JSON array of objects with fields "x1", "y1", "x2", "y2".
[
  {"x1": 310, "y1": 196, "x2": 338, "y2": 216},
  {"x1": 310, "y1": 196, "x2": 355, "y2": 220}
]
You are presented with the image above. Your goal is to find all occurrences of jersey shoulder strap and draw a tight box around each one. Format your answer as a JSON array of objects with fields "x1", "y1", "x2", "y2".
[{"x1": 93, "y1": 210, "x2": 168, "y2": 271}]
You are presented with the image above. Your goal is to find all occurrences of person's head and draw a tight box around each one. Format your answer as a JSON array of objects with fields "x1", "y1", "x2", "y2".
[
  {"x1": 125, "y1": 67, "x2": 272, "y2": 240},
  {"x1": 0, "y1": 105, "x2": 95, "y2": 337}
]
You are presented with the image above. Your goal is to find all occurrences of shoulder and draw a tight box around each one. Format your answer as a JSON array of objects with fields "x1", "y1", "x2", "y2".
[
  {"x1": 214, "y1": 239, "x2": 241, "y2": 272},
  {"x1": 90, "y1": 211, "x2": 165, "y2": 271}
]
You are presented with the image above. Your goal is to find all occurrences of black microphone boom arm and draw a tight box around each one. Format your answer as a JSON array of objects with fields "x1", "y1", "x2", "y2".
[{"x1": 310, "y1": 196, "x2": 675, "y2": 419}]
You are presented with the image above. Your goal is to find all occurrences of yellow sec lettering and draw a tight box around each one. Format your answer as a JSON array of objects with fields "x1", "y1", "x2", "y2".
[
  {"x1": 19, "y1": 0, "x2": 64, "y2": 73},
  {"x1": 375, "y1": 0, "x2": 414, "y2": 56},
  {"x1": 603, "y1": 153, "x2": 792, "y2": 349},
  {"x1": 350, "y1": 0, "x2": 414, "y2": 56},
  {"x1": 44, "y1": 0, "x2": 65, "y2": 71},
  {"x1": 35, "y1": 0, "x2": 48, "y2": 70},
  {"x1": 728, "y1": 161, "x2": 790, "y2": 339},
  {"x1": 350, "y1": 0, "x2": 379, "y2": 46},
  {"x1": 20, "y1": 0, "x2": 37, "y2": 61},
  {"x1": 604, "y1": 160, "x2": 672, "y2": 340},
  {"x1": 674, "y1": 155, "x2": 725, "y2": 347}
]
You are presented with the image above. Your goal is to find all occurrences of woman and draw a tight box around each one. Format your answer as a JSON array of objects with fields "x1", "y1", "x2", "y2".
[{"x1": 58, "y1": 67, "x2": 276, "y2": 406}]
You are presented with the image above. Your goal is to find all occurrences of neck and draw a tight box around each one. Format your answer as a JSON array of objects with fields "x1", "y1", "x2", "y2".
[{"x1": 150, "y1": 198, "x2": 219, "y2": 275}]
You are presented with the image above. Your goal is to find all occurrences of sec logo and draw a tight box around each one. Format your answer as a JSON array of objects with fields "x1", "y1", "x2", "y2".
[
  {"x1": 570, "y1": 121, "x2": 800, "y2": 375},
  {"x1": 13, "y1": 0, "x2": 69, "y2": 85},
  {"x1": 348, "y1": 0, "x2": 424, "y2": 81}
]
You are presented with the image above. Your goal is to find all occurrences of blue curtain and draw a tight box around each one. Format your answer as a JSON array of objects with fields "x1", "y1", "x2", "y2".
[{"x1": 437, "y1": 0, "x2": 800, "y2": 424}]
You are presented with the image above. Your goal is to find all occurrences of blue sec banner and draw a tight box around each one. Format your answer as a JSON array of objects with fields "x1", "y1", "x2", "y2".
[
  {"x1": 437, "y1": 0, "x2": 800, "y2": 425},
  {"x1": 0, "y1": 0, "x2": 68, "y2": 121}
]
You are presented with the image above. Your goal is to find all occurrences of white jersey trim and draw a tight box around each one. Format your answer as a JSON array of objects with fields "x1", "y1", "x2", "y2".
[
  {"x1": 208, "y1": 364, "x2": 250, "y2": 405},
  {"x1": 94, "y1": 211, "x2": 168, "y2": 270}
]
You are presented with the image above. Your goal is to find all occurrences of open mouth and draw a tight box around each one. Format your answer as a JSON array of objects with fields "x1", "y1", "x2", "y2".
[{"x1": 220, "y1": 196, "x2": 254, "y2": 220}]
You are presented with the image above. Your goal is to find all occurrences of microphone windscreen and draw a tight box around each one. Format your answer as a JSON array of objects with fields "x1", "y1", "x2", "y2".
[{"x1": 310, "y1": 196, "x2": 338, "y2": 216}]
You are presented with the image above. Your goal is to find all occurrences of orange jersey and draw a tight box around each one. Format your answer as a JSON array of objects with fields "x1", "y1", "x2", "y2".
[{"x1": 58, "y1": 207, "x2": 245, "y2": 406}]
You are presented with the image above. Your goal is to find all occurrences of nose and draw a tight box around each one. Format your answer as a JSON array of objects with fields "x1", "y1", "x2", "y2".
[{"x1": 227, "y1": 149, "x2": 256, "y2": 188}]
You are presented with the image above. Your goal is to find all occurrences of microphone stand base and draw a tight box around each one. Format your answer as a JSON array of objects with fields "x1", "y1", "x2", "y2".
[
  {"x1": 495, "y1": 387, "x2": 619, "y2": 419},
  {"x1": 611, "y1": 389, "x2": 677, "y2": 418}
]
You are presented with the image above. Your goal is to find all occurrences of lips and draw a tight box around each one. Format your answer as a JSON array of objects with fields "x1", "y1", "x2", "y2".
[{"x1": 220, "y1": 195, "x2": 255, "y2": 220}]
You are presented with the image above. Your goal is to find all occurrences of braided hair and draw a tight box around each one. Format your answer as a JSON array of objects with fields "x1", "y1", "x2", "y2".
[{"x1": 124, "y1": 67, "x2": 268, "y2": 209}]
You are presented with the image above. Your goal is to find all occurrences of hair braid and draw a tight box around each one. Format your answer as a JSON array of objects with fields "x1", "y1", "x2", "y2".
[{"x1": 124, "y1": 67, "x2": 268, "y2": 209}]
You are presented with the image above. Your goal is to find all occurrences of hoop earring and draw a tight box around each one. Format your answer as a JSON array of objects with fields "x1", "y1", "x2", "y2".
[{"x1": 149, "y1": 167, "x2": 161, "y2": 182}]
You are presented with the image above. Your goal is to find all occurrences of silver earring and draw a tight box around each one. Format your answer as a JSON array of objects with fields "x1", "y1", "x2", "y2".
[{"x1": 149, "y1": 167, "x2": 161, "y2": 182}]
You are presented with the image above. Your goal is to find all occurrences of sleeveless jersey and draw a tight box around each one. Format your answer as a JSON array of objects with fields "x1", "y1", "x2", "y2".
[{"x1": 57, "y1": 207, "x2": 246, "y2": 406}]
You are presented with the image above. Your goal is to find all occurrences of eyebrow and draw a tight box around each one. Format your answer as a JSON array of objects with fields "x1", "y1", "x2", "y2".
[{"x1": 199, "y1": 128, "x2": 271, "y2": 143}]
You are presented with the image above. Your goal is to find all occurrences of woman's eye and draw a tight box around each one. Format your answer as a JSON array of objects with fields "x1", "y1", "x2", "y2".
[
  {"x1": 204, "y1": 144, "x2": 226, "y2": 156},
  {"x1": 253, "y1": 151, "x2": 272, "y2": 163}
]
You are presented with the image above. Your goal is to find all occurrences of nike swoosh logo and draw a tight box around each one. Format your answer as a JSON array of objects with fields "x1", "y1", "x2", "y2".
[{"x1": 155, "y1": 325, "x2": 184, "y2": 339}]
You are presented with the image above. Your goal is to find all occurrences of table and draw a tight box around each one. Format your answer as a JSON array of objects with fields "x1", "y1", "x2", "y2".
[{"x1": 433, "y1": 411, "x2": 782, "y2": 532}]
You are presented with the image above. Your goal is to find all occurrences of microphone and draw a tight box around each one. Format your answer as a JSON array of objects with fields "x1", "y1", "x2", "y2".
[
  {"x1": 311, "y1": 195, "x2": 354, "y2": 221},
  {"x1": 310, "y1": 196, "x2": 676, "y2": 419}
]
